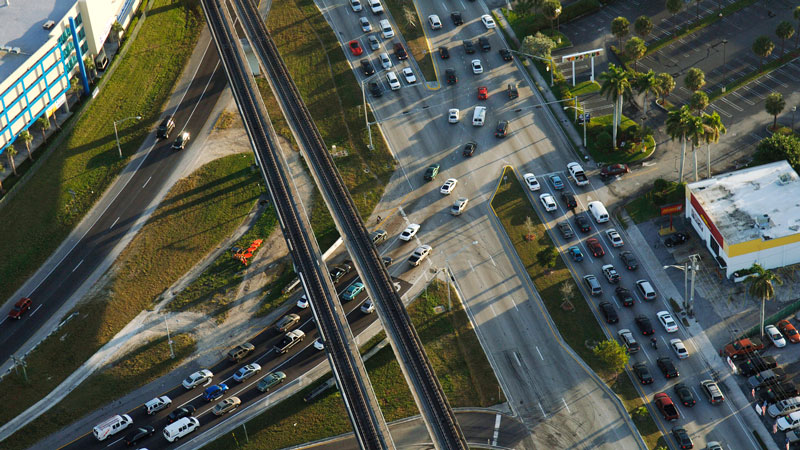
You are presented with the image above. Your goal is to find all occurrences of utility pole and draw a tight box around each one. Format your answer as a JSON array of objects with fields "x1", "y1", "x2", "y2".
[
  {"x1": 687, "y1": 254, "x2": 701, "y2": 318},
  {"x1": 361, "y1": 80, "x2": 373, "y2": 150},
  {"x1": 164, "y1": 316, "x2": 175, "y2": 359}
]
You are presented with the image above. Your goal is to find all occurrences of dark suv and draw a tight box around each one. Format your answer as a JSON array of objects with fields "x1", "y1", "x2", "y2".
[
  {"x1": 462, "y1": 40, "x2": 475, "y2": 54},
  {"x1": 495, "y1": 120, "x2": 509, "y2": 138},
  {"x1": 361, "y1": 59, "x2": 375, "y2": 76},
  {"x1": 157, "y1": 115, "x2": 175, "y2": 139},
  {"x1": 393, "y1": 42, "x2": 408, "y2": 60},
  {"x1": 171, "y1": 132, "x2": 190, "y2": 150},
  {"x1": 478, "y1": 36, "x2": 490, "y2": 51},
  {"x1": 451, "y1": 11, "x2": 463, "y2": 25},
  {"x1": 445, "y1": 68, "x2": 458, "y2": 85}
]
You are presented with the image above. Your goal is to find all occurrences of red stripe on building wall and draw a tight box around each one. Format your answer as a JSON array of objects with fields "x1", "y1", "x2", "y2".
[{"x1": 690, "y1": 193, "x2": 725, "y2": 248}]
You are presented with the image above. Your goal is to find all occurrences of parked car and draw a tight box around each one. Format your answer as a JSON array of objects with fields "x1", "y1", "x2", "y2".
[
  {"x1": 549, "y1": 175, "x2": 564, "y2": 189},
  {"x1": 778, "y1": 320, "x2": 800, "y2": 343},
  {"x1": 360, "y1": 59, "x2": 375, "y2": 76},
  {"x1": 402, "y1": 67, "x2": 416, "y2": 84},
  {"x1": 766, "y1": 324, "x2": 787, "y2": 347},
  {"x1": 368, "y1": 81, "x2": 383, "y2": 97},
  {"x1": 600, "y1": 163, "x2": 630, "y2": 179},
  {"x1": 367, "y1": 35, "x2": 380, "y2": 51},
  {"x1": 664, "y1": 232, "x2": 690, "y2": 247},
  {"x1": 379, "y1": 52, "x2": 392, "y2": 69},
  {"x1": 359, "y1": 17, "x2": 372, "y2": 32}
]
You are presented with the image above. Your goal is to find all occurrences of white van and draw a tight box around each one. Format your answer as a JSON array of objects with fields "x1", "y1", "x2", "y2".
[
  {"x1": 379, "y1": 19, "x2": 394, "y2": 38},
  {"x1": 163, "y1": 417, "x2": 200, "y2": 442},
  {"x1": 472, "y1": 106, "x2": 486, "y2": 126},
  {"x1": 587, "y1": 201, "x2": 609, "y2": 223},
  {"x1": 93, "y1": 414, "x2": 133, "y2": 441}
]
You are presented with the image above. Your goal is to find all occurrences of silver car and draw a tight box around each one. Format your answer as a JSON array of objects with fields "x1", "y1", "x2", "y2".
[{"x1": 367, "y1": 35, "x2": 380, "y2": 51}]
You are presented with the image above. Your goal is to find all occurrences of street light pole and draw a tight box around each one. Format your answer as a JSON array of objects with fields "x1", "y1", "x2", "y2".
[
  {"x1": 164, "y1": 316, "x2": 175, "y2": 359},
  {"x1": 114, "y1": 115, "x2": 142, "y2": 158},
  {"x1": 361, "y1": 80, "x2": 373, "y2": 150},
  {"x1": 792, "y1": 106, "x2": 797, "y2": 133},
  {"x1": 721, "y1": 39, "x2": 728, "y2": 92}
]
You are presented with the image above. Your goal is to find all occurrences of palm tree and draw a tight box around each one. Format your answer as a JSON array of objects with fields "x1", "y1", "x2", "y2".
[
  {"x1": 666, "y1": 105, "x2": 693, "y2": 182},
  {"x1": 83, "y1": 56, "x2": 96, "y2": 81},
  {"x1": 634, "y1": 70, "x2": 658, "y2": 117},
  {"x1": 752, "y1": 36, "x2": 775, "y2": 70},
  {"x1": 702, "y1": 111, "x2": 726, "y2": 178},
  {"x1": 625, "y1": 37, "x2": 647, "y2": 71},
  {"x1": 542, "y1": 0, "x2": 562, "y2": 33},
  {"x1": 655, "y1": 72, "x2": 675, "y2": 105},
  {"x1": 599, "y1": 64, "x2": 633, "y2": 149},
  {"x1": 634, "y1": 16, "x2": 654, "y2": 39},
  {"x1": 611, "y1": 17, "x2": 630, "y2": 49},
  {"x1": 747, "y1": 264, "x2": 783, "y2": 339},
  {"x1": 111, "y1": 20, "x2": 124, "y2": 44},
  {"x1": 795, "y1": 6, "x2": 800, "y2": 49},
  {"x1": 19, "y1": 130, "x2": 33, "y2": 161},
  {"x1": 765, "y1": 92, "x2": 785, "y2": 130},
  {"x1": 36, "y1": 116, "x2": 50, "y2": 140},
  {"x1": 776, "y1": 21, "x2": 795, "y2": 56},
  {"x1": 0, "y1": 161, "x2": 5, "y2": 193},
  {"x1": 5, "y1": 144, "x2": 17, "y2": 176},
  {"x1": 689, "y1": 90, "x2": 709, "y2": 114},
  {"x1": 684, "y1": 67, "x2": 706, "y2": 92},
  {"x1": 688, "y1": 114, "x2": 706, "y2": 181},
  {"x1": 666, "y1": 0, "x2": 684, "y2": 34}
]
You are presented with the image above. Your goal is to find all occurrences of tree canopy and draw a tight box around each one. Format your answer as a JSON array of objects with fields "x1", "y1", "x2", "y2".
[
  {"x1": 752, "y1": 134, "x2": 800, "y2": 171},
  {"x1": 593, "y1": 340, "x2": 629, "y2": 376}
]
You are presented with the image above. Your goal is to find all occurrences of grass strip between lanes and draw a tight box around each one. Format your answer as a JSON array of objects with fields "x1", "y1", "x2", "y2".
[
  {"x1": 0, "y1": 0, "x2": 203, "y2": 301},
  {"x1": 267, "y1": 0, "x2": 396, "y2": 250},
  {"x1": 202, "y1": 280, "x2": 504, "y2": 450},
  {"x1": 7, "y1": 334, "x2": 196, "y2": 450},
  {"x1": 490, "y1": 167, "x2": 663, "y2": 449},
  {"x1": 0, "y1": 154, "x2": 264, "y2": 441},
  {"x1": 382, "y1": 0, "x2": 436, "y2": 81}
]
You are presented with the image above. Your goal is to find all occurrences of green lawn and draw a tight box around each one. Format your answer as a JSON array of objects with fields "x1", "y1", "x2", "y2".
[
  {"x1": 5, "y1": 334, "x2": 196, "y2": 450},
  {"x1": 203, "y1": 280, "x2": 503, "y2": 450},
  {"x1": 584, "y1": 114, "x2": 655, "y2": 164},
  {"x1": 382, "y1": 0, "x2": 436, "y2": 81},
  {"x1": 572, "y1": 80, "x2": 601, "y2": 97},
  {"x1": 0, "y1": 154, "x2": 264, "y2": 432},
  {"x1": 625, "y1": 179, "x2": 686, "y2": 224},
  {"x1": 490, "y1": 167, "x2": 663, "y2": 449},
  {"x1": 266, "y1": 0, "x2": 396, "y2": 250},
  {"x1": 0, "y1": 0, "x2": 203, "y2": 302}
]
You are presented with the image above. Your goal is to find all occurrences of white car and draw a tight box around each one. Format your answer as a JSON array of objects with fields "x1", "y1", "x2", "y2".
[
  {"x1": 778, "y1": 411, "x2": 800, "y2": 431},
  {"x1": 448, "y1": 108, "x2": 460, "y2": 123},
  {"x1": 539, "y1": 193, "x2": 557, "y2": 212},
  {"x1": 359, "y1": 17, "x2": 372, "y2": 32},
  {"x1": 440, "y1": 178, "x2": 458, "y2": 194},
  {"x1": 451, "y1": 197, "x2": 468, "y2": 215},
  {"x1": 233, "y1": 363, "x2": 262, "y2": 382},
  {"x1": 766, "y1": 324, "x2": 787, "y2": 347},
  {"x1": 399, "y1": 223, "x2": 420, "y2": 241},
  {"x1": 670, "y1": 338, "x2": 689, "y2": 359},
  {"x1": 657, "y1": 311, "x2": 678, "y2": 333},
  {"x1": 402, "y1": 67, "x2": 416, "y2": 84},
  {"x1": 368, "y1": 0, "x2": 383, "y2": 14},
  {"x1": 379, "y1": 52, "x2": 392, "y2": 69},
  {"x1": 471, "y1": 59, "x2": 483, "y2": 74},
  {"x1": 296, "y1": 294, "x2": 309, "y2": 309},
  {"x1": 481, "y1": 14, "x2": 496, "y2": 29},
  {"x1": 360, "y1": 299, "x2": 375, "y2": 313},
  {"x1": 350, "y1": 0, "x2": 362, "y2": 11},
  {"x1": 523, "y1": 173, "x2": 540, "y2": 191},
  {"x1": 428, "y1": 14, "x2": 442, "y2": 30},
  {"x1": 182, "y1": 369, "x2": 213, "y2": 389},
  {"x1": 606, "y1": 229, "x2": 624, "y2": 247},
  {"x1": 387, "y1": 71, "x2": 401, "y2": 90},
  {"x1": 313, "y1": 338, "x2": 324, "y2": 350},
  {"x1": 408, "y1": 244, "x2": 432, "y2": 266}
]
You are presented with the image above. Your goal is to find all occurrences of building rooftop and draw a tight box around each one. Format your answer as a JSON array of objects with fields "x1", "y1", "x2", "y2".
[
  {"x1": 688, "y1": 161, "x2": 800, "y2": 245},
  {"x1": 0, "y1": 0, "x2": 77, "y2": 82}
]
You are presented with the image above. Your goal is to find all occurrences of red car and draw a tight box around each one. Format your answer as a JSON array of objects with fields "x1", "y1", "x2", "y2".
[
  {"x1": 778, "y1": 320, "x2": 800, "y2": 344},
  {"x1": 587, "y1": 238, "x2": 605, "y2": 257},
  {"x1": 477, "y1": 86, "x2": 488, "y2": 100},
  {"x1": 348, "y1": 40, "x2": 363, "y2": 56},
  {"x1": 8, "y1": 297, "x2": 32, "y2": 319},
  {"x1": 600, "y1": 163, "x2": 630, "y2": 179}
]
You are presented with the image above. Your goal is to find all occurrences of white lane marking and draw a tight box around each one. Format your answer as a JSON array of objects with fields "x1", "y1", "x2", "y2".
[
  {"x1": 536, "y1": 346, "x2": 544, "y2": 361},
  {"x1": 110, "y1": 216, "x2": 120, "y2": 230},
  {"x1": 29, "y1": 304, "x2": 42, "y2": 317},
  {"x1": 513, "y1": 352, "x2": 521, "y2": 366},
  {"x1": 562, "y1": 398, "x2": 571, "y2": 413},
  {"x1": 719, "y1": 97, "x2": 743, "y2": 111},
  {"x1": 0, "y1": 317, "x2": 6, "y2": 326},
  {"x1": 491, "y1": 413, "x2": 501, "y2": 446},
  {"x1": 105, "y1": 437, "x2": 124, "y2": 447},
  {"x1": 142, "y1": 176, "x2": 152, "y2": 188},
  {"x1": 72, "y1": 260, "x2": 83, "y2": 273},
  {"x1": 538, "y1": 402, "x2": 547, "y2": 418}
]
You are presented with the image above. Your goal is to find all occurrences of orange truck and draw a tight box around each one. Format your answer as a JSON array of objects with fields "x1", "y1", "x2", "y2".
[{"x1": 722, "y1": 338, "x2": 764, "y2": 359}]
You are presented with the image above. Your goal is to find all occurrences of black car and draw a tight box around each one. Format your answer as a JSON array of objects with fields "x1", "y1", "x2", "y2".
[
  {"x1": 757, "y1": 382, "x2": 799, "y2": 402},
  {"x1": 674, "y1": 382, "x2": 696, "y2": 407},
  {"x1": 360, "y1": 59, "x2": 375, "y2": 76},
  {"x1": 615, "y1": 286, "x2": 635, "y2": 307},
  {"x1": 657, "y1": 357, "x2": 679, "y2": 378},
  {"x1": 672, "y1": 427, "x2": 693, "y2": 449},
  {"x1": 157, "y1": 115, "x2": 175, "y2": 139},
  {"x1": 478, "y1": 36, "x2": 491, "y2": 52},
  {"x1": 463, "y1": 40, "x2": 475, "y2": 54},
  {"x1": 633, "y1": 362, "x2": 654, "y2": 385},
  {"x1": 369, "y1": 81, "x2": 383, "y2": 97},
  {"x1": 737, "y1": 355, "x2": 778, "y2": 376},
  {"x1": 439, "y1": 46, "x2": 450, "y2": 59},
  {"x1": 499, "y1": 48, "x2": 513, "y2": 61},
  {"x1": 462, "y1": 141, "x2": 477, "y2": 157},
  {"x1": 451, "y1": 11, "x2": 463, "y2": 25},
  {"x1": 393, "y1": 42, "x2": 408, "y2": 60},
  {"x1": 561, "y1": 191, "x2": 577, "y2": 209},
  {"x1": 445, "y1": 68, "x2": 458, "y2": 85},
  {"x1": 620, "y1": 251, "x2": 638, "y2": 270},
  {"x1": 329, "y1": 263, "x2": 352, "y2": 283},
  {"x1": 495, "y1": 120, "x2": 509, "y2": 138},
  {"x1": 125, "y1": 426, "x2": 155, "y2": 446},
  {"x1": 382, "y1": 256, "x2": 393, "y2": 267},
  {"x1": 665, "y1": 232, "x2": 690, "y2": 247},
  {"x1": 171, "y1": 132, "x2": 190, "y2": 150},
  {"x1": 635, "y1": 315, "x2": 654, "y2": 335},
  {"x1": 575, "y1": 215, "x2": 591, "y2": 233},
  {"x1": 167, "y1": 405, "x2": 196, "y2": 423},
  {"x1": 599, "y1": 301, "x2": 618, "y2": 324}
]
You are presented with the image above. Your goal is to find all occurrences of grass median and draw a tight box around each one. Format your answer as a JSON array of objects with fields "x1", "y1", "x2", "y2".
[
  {"x1": 0, "y1": 0, "x2": 203, "y2": 301},
  {"x1": 382, "y1": 0, "x2": 436, "y2": 81},
  {"x1": 267, "y1": 0, "x2": 396, "y2": 250},
  {"x1": 490, "y1": 167, "x2": 663, "y2": 449},
  {"x1": 203, "y1": 280, "x2": 504, "y2": 450},
  {"x1": 0, "y1": 154, "x2": 264, "y2": 439},
  {"x1": 7, "y1": 334, "x2": 196, "y2": 450}
]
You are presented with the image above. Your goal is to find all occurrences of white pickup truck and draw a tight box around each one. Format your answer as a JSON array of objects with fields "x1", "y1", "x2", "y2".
[
  {"x1": 274, "y1": 330, "x2": 305, "y2": 354},
  {"x1": 567, "y1": 162, "x2": 589, "y2": 186}
]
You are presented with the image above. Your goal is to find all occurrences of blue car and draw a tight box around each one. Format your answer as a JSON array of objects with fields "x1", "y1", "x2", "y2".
[
  {"x1": 341, "y1": 282, "x2": 365, "y2": 301},
  {"x1": 203, "y1": 383, "x2": 229, "y2": 401},
  {"x1": 568, "y1": 246, "x2": 583, "y2": 262},
  {"x1": 550, "y1": 175, "x2": 564, "y2": 190}
]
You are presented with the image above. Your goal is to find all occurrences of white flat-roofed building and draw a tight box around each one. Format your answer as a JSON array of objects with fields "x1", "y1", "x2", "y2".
[
  {"x1": 685, "y1": 160, "x2": 800, "y2": 278},
  {"x1": 0, "y1": 0, "x2": 141, "y2": 155}
]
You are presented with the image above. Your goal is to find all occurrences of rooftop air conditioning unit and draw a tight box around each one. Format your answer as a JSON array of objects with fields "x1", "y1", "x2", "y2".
[
  {"x1": 778, "y1": 173, "x2": 793, "y2": 185},
  {"x1": 43, "y1": 20, "x2": 56, "y2": 30}
]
